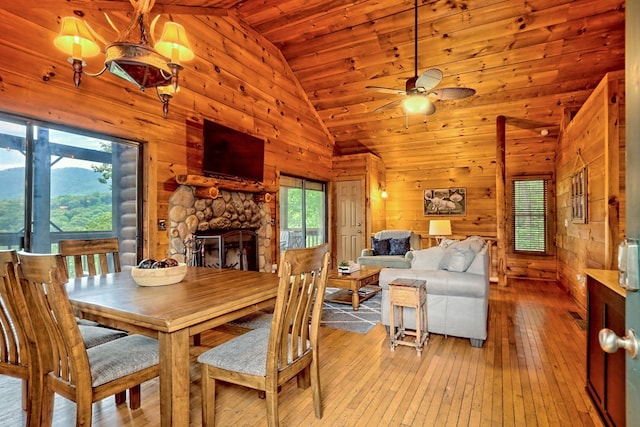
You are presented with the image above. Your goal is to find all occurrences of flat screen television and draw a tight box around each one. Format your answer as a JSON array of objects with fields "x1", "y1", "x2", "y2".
[{"x1": 202, "y1": 119, "x2": 265, "y2": 182}]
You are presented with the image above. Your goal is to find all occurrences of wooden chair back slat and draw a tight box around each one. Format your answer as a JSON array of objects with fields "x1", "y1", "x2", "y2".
[
  {"x1": 16, "y1": 253, "x2": 80, "y2": 388},
  {"x1": 58, "y1": 237, "x2": 121, "y2": 278},
  {"x1": 270, "y1": 244, "x2": 330, "y2": 378},
  {"x1": 0, "y1": 250, "x2": 43, "y2": 426},
  {"x1": 0, "y1": 250, "x2": 23, "y2": 367}
]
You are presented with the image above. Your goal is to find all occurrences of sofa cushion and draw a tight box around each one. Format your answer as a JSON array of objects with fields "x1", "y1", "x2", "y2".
[
  {"x1": 358, "y1": 255, "x2": 411, "y2": 269},
  {"x1": 410, "y1": 246, "x2": 445, "y2": 270},
  {"x1": 371, "y1": 237, "x2": 391, "y2": 255},
  {"x1": 389, "y1": 237, "x2": 411, "y2": 255},
  {"x1": 439, "y1": 240, "x2": 478, "y2": 272}
]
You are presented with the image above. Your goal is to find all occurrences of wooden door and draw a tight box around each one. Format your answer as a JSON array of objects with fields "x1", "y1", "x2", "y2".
[
  {"x1": 626, "y1": 1, "x2": 640, "y2": 422},
  {"x1": 335, "y1": 180, "x2": 363, "y2": 264}
]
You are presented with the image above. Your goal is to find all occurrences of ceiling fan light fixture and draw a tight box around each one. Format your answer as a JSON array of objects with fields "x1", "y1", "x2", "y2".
[{"x1": 403, "y1": 95, "x2": 429, "y2": 114}]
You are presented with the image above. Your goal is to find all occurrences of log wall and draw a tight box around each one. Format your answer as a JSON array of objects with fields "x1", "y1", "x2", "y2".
[
  {"x1": 556, "y1": 71, "x2": 625, "y2": 307},
  {"x1": 0, "y1": 9, "x2": 334, "y2": 261}
]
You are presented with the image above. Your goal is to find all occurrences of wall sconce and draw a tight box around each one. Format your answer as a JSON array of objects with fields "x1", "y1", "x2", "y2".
[
  {"x1": 379, "y1": 184, "x2": 388, "y2": 199},
  {"x1": 53, "y1": 0, "x2": 194, "y2": 118},
  {"x1": 429, "y1": 219, "x2": 452, "y2": 243}
]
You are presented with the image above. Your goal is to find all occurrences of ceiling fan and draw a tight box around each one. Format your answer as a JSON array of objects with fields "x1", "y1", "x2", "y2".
[{"x1": 366, "y1": 0, "x2": 476, "y2": 126}]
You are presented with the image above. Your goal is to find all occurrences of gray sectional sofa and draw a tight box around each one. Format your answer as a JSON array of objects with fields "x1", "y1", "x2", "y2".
[
  {"x1": 378, "y1": 236, "x2": 490, "y2": 347},
  {"x1": 357, "y1": 230, "x2": 421, "y2": 269}
]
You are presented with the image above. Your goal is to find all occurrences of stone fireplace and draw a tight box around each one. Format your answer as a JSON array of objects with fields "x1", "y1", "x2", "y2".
[{"x1": 168, "y1": 185, "x2": 272, "y2": 272}]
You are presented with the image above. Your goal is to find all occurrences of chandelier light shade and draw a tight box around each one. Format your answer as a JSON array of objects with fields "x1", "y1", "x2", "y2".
[
  {"x1": 155, "y1": 22, "x2": 195, "y2": 64},
  {"x1": 54, "y1": 17, "x2": 101, "y2": 60},
  {"x1": 429, "y1": 220, "x2": 452, "y2": 243},
  {"x1": 53, "y1": 0, "x2": 193, "y2": 118},
  {"x1": 54, "y1": 17, "x2": 101, "y2": 89}
]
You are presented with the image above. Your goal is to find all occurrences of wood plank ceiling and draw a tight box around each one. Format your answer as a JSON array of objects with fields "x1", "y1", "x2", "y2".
[{"x1": 13, "y1": 0, "x2": 626, "y2": 171}]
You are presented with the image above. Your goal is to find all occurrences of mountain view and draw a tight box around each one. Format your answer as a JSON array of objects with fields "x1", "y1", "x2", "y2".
[
  {"x1": 0, "y1": 167, "x2": 109, "y2": 200},
  {"x1": 0, "y1": 167, "x2": 112, "y2": 233}
]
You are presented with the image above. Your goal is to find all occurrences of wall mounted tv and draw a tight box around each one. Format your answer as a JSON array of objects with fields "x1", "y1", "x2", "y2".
[{"x1": 202, "y1": 119, "x2": 265, "y2": 183}]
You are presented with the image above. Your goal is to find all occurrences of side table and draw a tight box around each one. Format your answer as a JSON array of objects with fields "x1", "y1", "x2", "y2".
[{"x1": 389, "y1": 278, "x2": 428, "y2": 355}]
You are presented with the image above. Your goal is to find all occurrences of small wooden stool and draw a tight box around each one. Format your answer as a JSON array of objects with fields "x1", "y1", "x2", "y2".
[{"x1": 389, "y1": 278, "x2": 428, "y2": 355}]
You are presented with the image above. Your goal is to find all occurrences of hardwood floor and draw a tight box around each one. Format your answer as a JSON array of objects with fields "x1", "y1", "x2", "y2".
[{"x1": 0, "y1": 279, "x2": 604, "y2": 426}]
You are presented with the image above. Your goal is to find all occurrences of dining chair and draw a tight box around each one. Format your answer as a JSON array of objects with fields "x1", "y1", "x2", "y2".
[
  {"x1": 17, "y1": 252, "x2": 160, "y2": 427},
  {"x1": 58, "y1": 237, "x2": 121, "y2": 278},
  {"x1": 58, "y1": 237, "x2": 131, "y2": 342},
  {"x1": 198, "y1": 243, "x2": 330, "y2": 427},
  {"x1": 0, "y1": 250, "x2": 42, "y2": 426}
]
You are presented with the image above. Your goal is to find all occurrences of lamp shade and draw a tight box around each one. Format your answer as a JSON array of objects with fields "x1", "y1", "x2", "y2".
[
  {"x1": 155, "y1": 22, "x2": 194, "y2": 64},
  {"x1": 429, "y1": 220, "x2": 452, "y2": 236},
  {"x1": 54, "y1": 17, "x2": 100, "y2": 60}
]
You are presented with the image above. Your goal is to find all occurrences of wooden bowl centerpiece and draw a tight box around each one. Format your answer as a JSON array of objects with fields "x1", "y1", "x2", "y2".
[{"x1": 131, "y1": 258, "x2": 187, "y2": 286}]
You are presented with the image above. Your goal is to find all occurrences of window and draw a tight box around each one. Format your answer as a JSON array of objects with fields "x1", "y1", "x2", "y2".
[
  {"x1": 0, "y1": 113, "x2": 142, "y2": 268},
  {"x1": 511, "y1": 177, "x2": 550, "y2": 254},
  {"x1": 279, "y1": 176, "x2": 327, "y2": 252}
]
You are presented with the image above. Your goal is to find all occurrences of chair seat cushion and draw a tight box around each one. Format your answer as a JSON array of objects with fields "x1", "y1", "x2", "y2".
[
  {"x1": 76, "y1": 317, "x2": 100, "y2": 326},
  {"x1": 198, "y1": 327, "x2": 271, "y2": 377},
  {"x1": 79, "y1": 324, "x2": 128, "y2": 348},
  {"x1": 87, "y1": 334, "x2": 159, "y2": 387}
]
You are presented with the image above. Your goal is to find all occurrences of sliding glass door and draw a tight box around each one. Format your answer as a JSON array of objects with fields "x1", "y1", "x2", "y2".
[
  {"x1": 279, "y1": 175, "x2": 327, "y2": 252},
  {"x1": 0, "y1": 113, "x2": 143, "y2": 267}
]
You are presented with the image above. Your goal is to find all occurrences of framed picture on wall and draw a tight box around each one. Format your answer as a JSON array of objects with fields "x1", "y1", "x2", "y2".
[
  {"x1": 571, "y1": 166, "x2": 587, "y2": 223},
  {"x1": 424, "y1": 188, "x2": 466, "y2": 216}
]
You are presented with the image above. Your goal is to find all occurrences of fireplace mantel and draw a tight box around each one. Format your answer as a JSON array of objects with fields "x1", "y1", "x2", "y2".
[{"x1": 175, "y1": 174, "x2": 277, "y2": 195}]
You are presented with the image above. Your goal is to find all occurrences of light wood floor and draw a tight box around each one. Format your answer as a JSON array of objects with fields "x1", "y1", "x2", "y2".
[{"x1": 1, "y1": 279, "x2": 605, "y2": 426}]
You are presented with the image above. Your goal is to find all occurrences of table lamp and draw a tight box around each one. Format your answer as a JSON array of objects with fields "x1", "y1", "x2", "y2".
[{"x1": 429, "y1": 220, "x2": 452, "y2": 244}]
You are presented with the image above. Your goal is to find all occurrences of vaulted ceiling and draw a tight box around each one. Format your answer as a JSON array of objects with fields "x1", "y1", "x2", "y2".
[{"x1": 12, "y1": 0, "x2": 626, "y2": 171}]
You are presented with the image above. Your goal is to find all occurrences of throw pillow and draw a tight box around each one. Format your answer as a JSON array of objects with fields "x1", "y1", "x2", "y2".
[
  {"x1": 439, "y1": 241, "x2": 477, "y2": 272},
  {"x1": 411, "y1": 246, "x2": 445, "y2": 270},
  {"x1": 371, "y1": 237, "x2": 391, "y2": 255},
  {"x1": 466, "y1": 236, "x2": 486, "y2": 253},
  {"x1": 389, "y1": 237, "x2": 411, "y2": 256}
]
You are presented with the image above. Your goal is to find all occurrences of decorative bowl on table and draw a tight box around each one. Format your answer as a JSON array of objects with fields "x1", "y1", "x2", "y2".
[{"x1": 131, "y1": 262, "x2": 188, "y2": 287}]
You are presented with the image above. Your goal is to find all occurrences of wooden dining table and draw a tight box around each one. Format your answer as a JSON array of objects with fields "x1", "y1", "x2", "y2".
[{"x1": 65, "y1": 266, "x2": 279, "y2": 427}]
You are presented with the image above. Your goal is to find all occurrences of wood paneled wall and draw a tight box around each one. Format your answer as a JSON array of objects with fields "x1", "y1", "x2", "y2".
[
  {"x1": 556, "y1": 71, "x2": 625, "y2": 307},
  {"x1": 0, "y1": 9, "x2": 334, "y2": 260}
]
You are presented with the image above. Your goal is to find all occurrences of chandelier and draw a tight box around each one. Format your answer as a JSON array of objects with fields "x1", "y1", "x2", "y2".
[{"x1": 53, "y1": 0, "x2": 194, "y2": 118}]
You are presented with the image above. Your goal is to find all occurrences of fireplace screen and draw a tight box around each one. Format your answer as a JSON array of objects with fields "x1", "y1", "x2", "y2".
[{"x1": 191, "y1": 229, "x2": 258, "y2": 271}]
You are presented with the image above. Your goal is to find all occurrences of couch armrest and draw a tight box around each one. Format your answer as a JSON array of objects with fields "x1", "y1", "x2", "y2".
[{"x1": 361, "y1": 248, "x2": 374, "y2": 257}]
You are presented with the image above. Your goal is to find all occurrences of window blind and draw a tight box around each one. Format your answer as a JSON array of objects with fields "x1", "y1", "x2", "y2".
[{"x1": 512, "y1": 179, "x2": 547, "y2": 253}]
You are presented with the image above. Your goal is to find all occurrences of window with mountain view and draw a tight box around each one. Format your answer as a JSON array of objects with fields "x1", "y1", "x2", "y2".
[{"x1": 0, "y1": 113, "x2": 142, "y2": 267}]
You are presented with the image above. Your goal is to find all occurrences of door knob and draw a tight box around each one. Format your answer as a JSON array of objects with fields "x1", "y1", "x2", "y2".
[{"x1": 599, "y1": 328, "x2": 639, "y2": 359}]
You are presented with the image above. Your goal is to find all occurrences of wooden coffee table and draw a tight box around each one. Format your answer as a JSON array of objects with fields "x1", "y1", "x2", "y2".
[{"x1": 326, "y1": 266, "x2": 381, "y2": 310}]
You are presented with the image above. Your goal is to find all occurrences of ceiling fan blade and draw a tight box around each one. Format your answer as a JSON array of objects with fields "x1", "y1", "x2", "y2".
[
  {"x1": 428, "y1": 87, "x2": 476, "y2": 100},
  {"x1": 415, "y1": 68, "x2": 443, "y2": 91},
  {"x1": 373, "y1": 99, "x2": 403, "y2": 112},
  {"x1": 366, "y1": 86, "x2": 408, "y2": 95}
]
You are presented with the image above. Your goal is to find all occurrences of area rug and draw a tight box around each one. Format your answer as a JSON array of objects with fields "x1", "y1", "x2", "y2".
[
  {"x1": 320, "y1": 288, "x2": 381, "y2": 334},
  {"x1": 228, "y1": 288, "x2": 382, "y2": 334}
]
